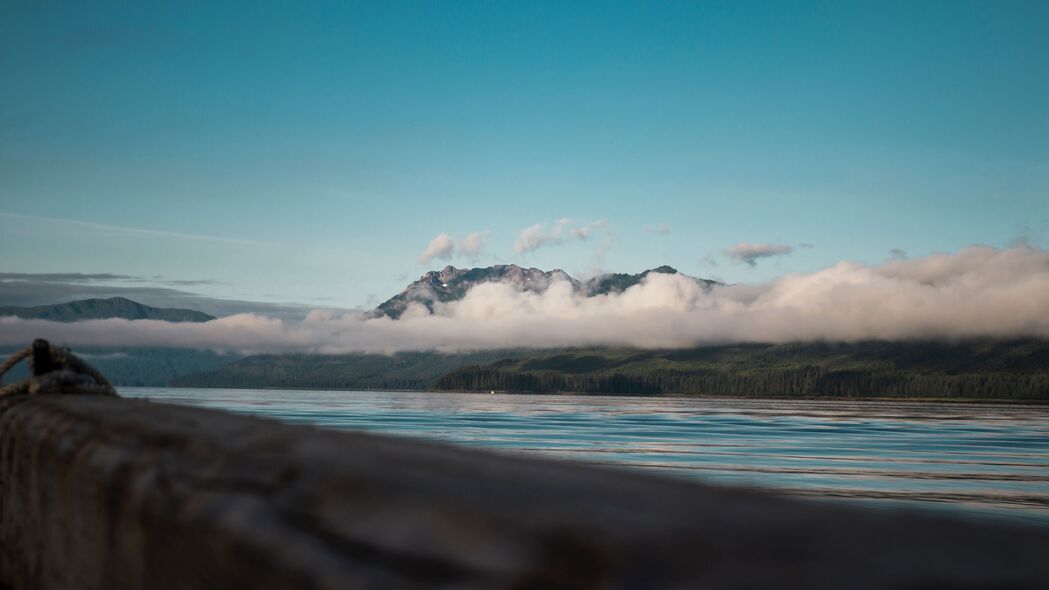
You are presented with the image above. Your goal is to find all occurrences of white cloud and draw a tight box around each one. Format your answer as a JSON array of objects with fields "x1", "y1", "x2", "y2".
[
  {"x1": 4, "y1": 246, "x2": 1049, "y2": 354},
  {"x1": 570, "y1": 219, "x2": 607, "y2": 240},
  {"x1": 418, "y1": 233, "x2": 456, "y2": 264},
  {"x1": 645, "y1": 224, "x2": 671, "y2": 236},
  {"x1": 514, "y1": 218, "x2": 609, "y2": 253},
  {"x1": 418, "y1": 231, "x2": 491, "y2": 265},
  {"x1": 514, "y1": 223, "x2": 556, "y2": 253},
  {"x1": 459, "y1": 231, "x2": 491, "y2": 258},
  {"x1": 723, "y1": 242, "x2": 794, "y2": 267}
]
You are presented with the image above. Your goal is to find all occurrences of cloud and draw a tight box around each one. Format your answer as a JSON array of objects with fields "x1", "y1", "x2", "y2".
[
  {"x1": 644, "y1": 224, "x2": 671, "y2": 236},
  {"x1": 4, "y1": 246, "x2": 1048, "y2": 354},
  {"x1": 418, "y1": 231, "x2": 492, "y2": 264},
  {"x1": 0, "y1": 272, "x2": 138, "y2": 283},
  {"x1": 0, "y1": 272, "x2": 224, "y2": 288},
  {"x1": 418, "y1": 233, "x2": 456, "y2": 264},
  {"x1": 459, "y1": 231, "x2": 491, "y2": 258},
  {"x1": 514, "y1": 222, "x2": 558, "y2": 253},
  {"x1": 514, "y1": 218, "x2": 609, "y2": 253},
  {"x1": 0, "y1": 212, "x2": 276, "y2": 246},
  {"x1": 723, "y1": 242, "x2": 794, "y2": 267},
  {"x1": 569, "y1": 219, "x2": 607, "y2": 240},
  {"x1": 889, "y1": 248, "x2": 908, "y2": 261}
]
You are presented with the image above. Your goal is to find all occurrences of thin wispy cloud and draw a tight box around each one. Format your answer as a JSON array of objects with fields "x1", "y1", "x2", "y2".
[
  {"x1": 1, "y1": 272, "x2": 225, "y2": 288},
  {"x1": 514, "y1": 218, "x2": 609, "y2": 253},
  {"x1": 569, "y1": 219, "x2": 607, "y2": 240},
  {"x1": 723, "y1": 242, "x2": 794, "y2": 267},
  {"x1": 0, "y1": 272, "x2": 138, "y2": 283},
  {"x1": 0, "y1": 212, "x2": 277, "y2": 246},
  {"x1": 459, "y1": 231, "x2": 491, "y2": 258},
  {"x1": 644, "y1": 224, "x2": 671, "y2": 236},
  {"x1": 5, "y1": 246, "x2": 1047, "y2": 353},
  {"x1": 161, "y1": 279, "x2": 226, "y2": 286}
]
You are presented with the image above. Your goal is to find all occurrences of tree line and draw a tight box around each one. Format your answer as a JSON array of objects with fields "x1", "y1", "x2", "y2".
[{"x1": 434, "y1": 366, "x2": 1049, "y2": 399}]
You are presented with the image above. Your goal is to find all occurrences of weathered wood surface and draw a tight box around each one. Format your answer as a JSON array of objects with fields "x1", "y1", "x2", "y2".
[{"x1": 1, "y1": 395, "x2": 1048, "y2": 589}]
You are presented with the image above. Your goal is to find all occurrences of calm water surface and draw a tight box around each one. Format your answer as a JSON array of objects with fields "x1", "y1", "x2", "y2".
[{"x1": 124, "y1": 387, "x2": 1049, "y2": 526}]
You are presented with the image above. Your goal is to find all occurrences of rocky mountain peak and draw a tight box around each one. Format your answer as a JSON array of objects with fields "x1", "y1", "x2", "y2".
[{"x1": 376, "y1": 264, "x2": 721, "y2": 319}]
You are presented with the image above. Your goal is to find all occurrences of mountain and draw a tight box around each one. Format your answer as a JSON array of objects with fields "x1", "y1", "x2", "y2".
[
  {"x1": 377, "y1": 265, "x2": 578, "y2": 318},
  {"x1": 0, "y1": 297, "x2": 215, "y2": 322},
  {"x1": 377, "y1": 264, "x2": 720, "y2": 318},
  {"x1": 582, "y1": 265, "x2": 720, "y2": 296}
]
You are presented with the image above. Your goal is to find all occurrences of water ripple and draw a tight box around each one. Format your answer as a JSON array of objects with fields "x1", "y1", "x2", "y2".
[{"x1": 123, "y1": 388, "x2": 1049, "y2": 526}]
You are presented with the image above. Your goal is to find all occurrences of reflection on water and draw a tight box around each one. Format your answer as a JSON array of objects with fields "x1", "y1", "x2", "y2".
[{"x1": 124, "y1": 388, "x2": 1049, "y2": 526}]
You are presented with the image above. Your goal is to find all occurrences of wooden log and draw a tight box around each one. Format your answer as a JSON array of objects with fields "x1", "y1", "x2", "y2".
[{"x1": 1, "y1": 394, "x2": 1047, "y2": 589}]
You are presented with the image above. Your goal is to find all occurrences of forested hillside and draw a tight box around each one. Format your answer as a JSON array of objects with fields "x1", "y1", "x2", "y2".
[
  {"x1": 171, "y1": 350, "x2": 539, "y2": 390},
  {"x1": 161, "y1": 339, "x2": 1049, "y2": 399},
  {"x1": 433, "y1": 340, "x2": 1049, "y2": 400}
]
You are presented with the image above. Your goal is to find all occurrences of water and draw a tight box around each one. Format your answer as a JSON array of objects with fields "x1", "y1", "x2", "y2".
[{"x1": 124, "y1": 387, "x2": 1049, "y2": 526}]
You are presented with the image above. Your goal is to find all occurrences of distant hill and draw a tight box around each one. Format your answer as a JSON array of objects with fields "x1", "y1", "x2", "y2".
[
  {"x1": 171, "y1": 340, "x2": 1049, "y2": 400},
  {"x1": 0, "y1": 297, "x2": 215, "y2": 322},
  {"x1": 377, "y1": 264, "x2": 721, "y2": 318}
]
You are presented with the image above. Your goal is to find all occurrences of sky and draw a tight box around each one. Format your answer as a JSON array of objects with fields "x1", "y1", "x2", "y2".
[{"x1": 2, "y1": 1, "x2": 1048, "y2": 313}]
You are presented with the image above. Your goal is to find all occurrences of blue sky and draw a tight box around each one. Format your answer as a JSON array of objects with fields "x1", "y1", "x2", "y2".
[{"x1": 2, "y1": 1, "x2": 1047, "y2": 310}]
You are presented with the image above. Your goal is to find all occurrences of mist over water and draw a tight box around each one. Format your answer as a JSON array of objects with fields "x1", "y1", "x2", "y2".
[{"x1": 126, "y1": 388, "x2": 1049, "y2": 526}]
